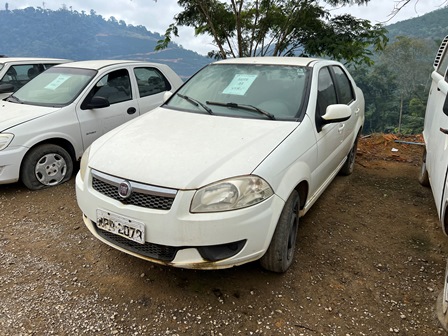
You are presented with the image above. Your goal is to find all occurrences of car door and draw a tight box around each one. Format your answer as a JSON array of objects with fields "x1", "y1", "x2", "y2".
[
  {"x1": 76, "y1": 67, "x2": 141, "y2": 150},
  {"x1": 311, "y1": 66, "x2": 346, "y2": 191},
  {"x1": 331, "y1": 65, "x2": 360, "y2": 148},
  {"x1": 426, "y1": 52, "x2": 448, "y2": 220}
]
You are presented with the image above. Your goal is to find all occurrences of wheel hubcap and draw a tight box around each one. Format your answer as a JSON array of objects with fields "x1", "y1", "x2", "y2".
[{"x1": 35, "y1": 154, "x2": 67, "y2": 186}]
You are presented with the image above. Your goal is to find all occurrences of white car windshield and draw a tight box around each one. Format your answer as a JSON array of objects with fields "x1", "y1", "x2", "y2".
[
  {"x1": 9, "y1": 67, "x2": 96, "y2": 107},
  {"x1": 166, "y1": 63, "x2": 310, "y2": 120}
]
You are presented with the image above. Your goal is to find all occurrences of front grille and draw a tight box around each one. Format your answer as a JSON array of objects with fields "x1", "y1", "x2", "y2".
[
  {"x1": 91, "y1": 170, "x2": 177, "y2": 210},
  {"x1": 95, "y1": 225, "x2": 178, "y2": 261}
]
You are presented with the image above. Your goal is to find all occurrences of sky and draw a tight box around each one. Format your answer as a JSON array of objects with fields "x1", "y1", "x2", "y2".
[{"x1": 6, "y1": 0, "x2": 448, "y2": 55}]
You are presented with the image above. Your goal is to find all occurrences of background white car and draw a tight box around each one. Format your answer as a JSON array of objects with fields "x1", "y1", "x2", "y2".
[
  {"x1": 76, "y1": 57, "x2": 364, "y2": 273},
  {"x1": 0, "y1": 60, "x2": 183, "y2": 190},
  {"x1": 0, "y1": 57, "x2": 70, "y2": 99},
  {"x1": 419, "y1": 35, "x2": 448, "y2": 232}
]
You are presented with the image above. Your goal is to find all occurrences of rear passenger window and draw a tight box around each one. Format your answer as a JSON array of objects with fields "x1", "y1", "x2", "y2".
[
  {"x1": 332, "y1": 66, "x2": 355, "y2": 104},
  {"x1": 134, "y1": 67, "x2": 171, "y2": 97}
]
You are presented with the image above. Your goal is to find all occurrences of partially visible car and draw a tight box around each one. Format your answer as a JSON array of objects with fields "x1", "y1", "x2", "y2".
[
  {"x1": 0, "y1": 60, "x2": 183, "y2": 190},
  {"x1": 76, "y1": 56, "x2": 364, "y2": 273},
  {"x1": 0, "y1": 57, "x2": 70, "y2": 99},
  {"x1": 419, "y1": 35, "x2": 448, "y2": 231},
  {"x1": 419, "y1": 35, "x2": 448, "y2": 330}
]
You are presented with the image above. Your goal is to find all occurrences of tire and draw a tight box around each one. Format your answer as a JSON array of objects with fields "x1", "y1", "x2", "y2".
[
  {"x1": 260, "y1": 190, "x2": 300, "y2": 273},
  {"x1": 418, "y1": 148, "x2": 430, "y2": 187},
  {"x1": 21, "y1": 144, "x2": 73, "y2": 190},
  {"x1": 339, "y1": 134, "x2": 359, "y2": 176}
]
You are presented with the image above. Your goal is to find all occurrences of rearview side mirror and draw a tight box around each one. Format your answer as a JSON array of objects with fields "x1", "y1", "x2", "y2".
[
  {"x1": 83, "y1": 96, "x2": 110, "y2": 109},
  {"x1": 322, "y1": 104, "x2": 351, "y2": 124},
  {"x1": 163, "y1": 91, "x2": 173, "y2": 103}
]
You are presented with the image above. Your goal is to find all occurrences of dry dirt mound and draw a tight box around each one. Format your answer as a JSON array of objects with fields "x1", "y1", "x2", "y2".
[{"x1": 358, "y1": 133, "x2": 424, "y2": 165}]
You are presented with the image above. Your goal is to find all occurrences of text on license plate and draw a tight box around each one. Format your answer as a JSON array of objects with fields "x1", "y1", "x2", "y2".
[{"x1": 96, "y1": 209, "x2": 145, "y2": 244}]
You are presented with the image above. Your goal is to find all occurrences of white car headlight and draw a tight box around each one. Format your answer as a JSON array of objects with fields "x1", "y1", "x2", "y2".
[
  {"x1": 79, "y1": 146, "x2": 91, "y2": 182},
  {"x1": 191, "y1": 176, "x2": 274, "y2": 213},
  {"x1": 0, "y1": 133, "x2": 14, "y2": 151}
]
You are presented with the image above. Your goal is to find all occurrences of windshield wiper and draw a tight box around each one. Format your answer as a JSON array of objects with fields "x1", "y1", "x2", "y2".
[
  {"x1": 6, "y1": 95, "x2": 23, "y2": 104},
  {"x1": 177, "y1": 93, "x2": 213, "y2": 115},
  {"x1": 206, "y1": 101, "x2": 275, "y2": 120}
]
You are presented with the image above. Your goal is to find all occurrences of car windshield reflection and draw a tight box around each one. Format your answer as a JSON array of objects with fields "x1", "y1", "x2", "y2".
[
  {"x1": 11, "y1": 67, "x2": 97, "y2": 107},
  {"x1": 166, "y1": 64, "x2": 309, "y2": 120}
]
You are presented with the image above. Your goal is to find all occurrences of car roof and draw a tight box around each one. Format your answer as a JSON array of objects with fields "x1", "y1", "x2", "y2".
[
  {"x1": 0, "y1": 57, "x2": 70, "y2": 63},
  {"x1": 212, "y1": 56, "x2": 325, "y2": 67},
  {"x1": 55, "y1": 60, "x2": 167, "y2": 71}
]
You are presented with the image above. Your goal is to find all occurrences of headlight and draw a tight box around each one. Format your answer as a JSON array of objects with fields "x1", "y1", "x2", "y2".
[
  {"x1": 190, "y1": 176, "x2": 274, "y2": 213},
  {"x1": 0, "y1": 133, "x2": 14, "y2": 151},
  {"x1": 79, "y1": 146, "x2": 91, "y2": 182}
]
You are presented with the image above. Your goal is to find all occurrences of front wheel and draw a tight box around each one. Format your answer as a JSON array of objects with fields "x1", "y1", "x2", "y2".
[
  {"x1": 418, "y1": 148, "x2": 430, "y2": 187},
  {"x1": 260, "y1": 190, "x2": 300, "y2": 273},
  {"x1": 21, "y1": 144, "x2": 73, "y2": 190}
]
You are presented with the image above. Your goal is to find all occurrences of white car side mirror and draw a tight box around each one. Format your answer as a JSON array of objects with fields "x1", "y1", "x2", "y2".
[
  {"x1": 163, "y1": 91, "x2": 173, "y2": 103},
  {"x1": 322, "y1": 104, "x2": 351, "y2": 123}
]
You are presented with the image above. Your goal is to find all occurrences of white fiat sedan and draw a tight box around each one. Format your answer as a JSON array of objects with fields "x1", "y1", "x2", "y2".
[{"x1": 76, "y1": 57, "x2": 364, "y2": 273}]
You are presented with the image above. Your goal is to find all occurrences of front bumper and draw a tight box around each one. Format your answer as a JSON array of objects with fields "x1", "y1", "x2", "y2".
[
  {"x1": 0, "y1": 146, "x2": 27, "y2": 184},
  {"x1": 76, "y1": 170, "x2": 285, "y2": 270}
]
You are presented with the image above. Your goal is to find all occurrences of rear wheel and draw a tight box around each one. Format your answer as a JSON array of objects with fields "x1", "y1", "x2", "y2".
[
  {"x1": 339, "y1": 134, "x2": 359, "y2": 176},
  {"x1": 260, "y1": 190, "x2": 300, "y2": 273},
  {"x1": 418, "y1": 148, "x2": 430, "y2": 187},
  {"x1": 21, "y1": 144, "x2": 73, "y2": 190}
]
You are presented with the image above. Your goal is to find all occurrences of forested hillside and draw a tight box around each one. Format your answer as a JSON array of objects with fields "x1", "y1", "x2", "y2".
[
  {"x1": 0, "y1": 7, "x2": 210, "y2": 78},
  {"x1": 387, "y1": 6, "x2": 448, "y2": 42},
  {"x1": 347, "y1": 6, "x2": 448, "y2": 135}
]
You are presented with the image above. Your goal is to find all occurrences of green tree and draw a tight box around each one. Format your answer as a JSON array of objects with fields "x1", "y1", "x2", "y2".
[
  {"x1": 377, "y1": 36, "x2": 434, "y2": 133},
  {"x1": 156, "y1": 0, "x2": 387, "y2": 65},
  {"x1": 350, "y1": 64, "x2": 399, "y2": 133}
]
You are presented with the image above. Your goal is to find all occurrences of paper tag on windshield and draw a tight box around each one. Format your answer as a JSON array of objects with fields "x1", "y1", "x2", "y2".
[
  {"x1": 222, "y1": 74, "x2": 257, "y2": 96},
  {"x1": 45, "y1": 74, "x2": 71, "y2": 90}
]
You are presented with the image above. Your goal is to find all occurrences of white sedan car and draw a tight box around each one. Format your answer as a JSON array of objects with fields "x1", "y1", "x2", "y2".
[
  {"x1": 76, "y1": 57, "x2": 364, "y2": 273},
  {"x1": 0, "y1": 60, "x2": 183, "y2": 190}
]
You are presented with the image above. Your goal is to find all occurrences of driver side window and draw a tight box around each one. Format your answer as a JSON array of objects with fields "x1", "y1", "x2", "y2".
[
  {"x1": 93, "y1": 69, "x2": 132, "y2": 104},
  {"x1": 316, "y1": 67, "x2": 337, "y2": 118}
]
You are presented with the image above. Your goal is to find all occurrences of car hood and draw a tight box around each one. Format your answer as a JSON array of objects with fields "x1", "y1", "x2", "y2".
[
  {"x1": 89, "y1": 108, "x2": 299, "y2": 190},
  {"x1": 0, "y1": 101, "x2": 59, "y2": 131}
]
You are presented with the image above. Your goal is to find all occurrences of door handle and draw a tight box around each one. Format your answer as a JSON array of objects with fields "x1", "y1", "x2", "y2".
[
  {"x1": 127, "y1": 107, "x2": 137, "y2": 115},
  {"x1": 338, "y1": 124, "x2": 345, "y2": 133},
  {"x1": 440, "y1": 127, "x2": 448, "y2": 135}
]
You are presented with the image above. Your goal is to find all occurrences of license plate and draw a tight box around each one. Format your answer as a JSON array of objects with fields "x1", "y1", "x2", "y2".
[{"x1": 96, "y1": 209, "x2": 145, "y2": 244}]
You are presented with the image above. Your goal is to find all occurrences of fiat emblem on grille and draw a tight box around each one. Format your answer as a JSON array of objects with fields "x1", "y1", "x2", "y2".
[{"x1": 118, "y1": 181, "x2": 132, "y2": 199}]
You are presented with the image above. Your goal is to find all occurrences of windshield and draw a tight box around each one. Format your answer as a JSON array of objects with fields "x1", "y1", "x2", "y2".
[
  {"x1": 166, "y1": 63, "x2": 310, "y2": 120},
  {"x1": 11, "y1": 67, "x2": 96, "y2": 106}
]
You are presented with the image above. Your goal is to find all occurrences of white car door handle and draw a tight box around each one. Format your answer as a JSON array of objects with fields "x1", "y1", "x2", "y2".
[
  {"x1": 355, "y1": 107, "x2": 360, "y2": 115},
  {"x1": 441, "y1": 127, "x2": 448, "y2": 135},
  {"x1": 338, "y1": 124, "x2": 345, "y2": 133}
]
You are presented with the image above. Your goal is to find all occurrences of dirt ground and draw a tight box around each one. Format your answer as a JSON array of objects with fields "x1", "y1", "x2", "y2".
[{"x1": 1, "y1": 133, "x2": 448, "y2": 335}]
